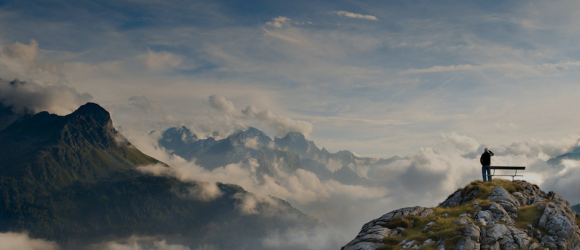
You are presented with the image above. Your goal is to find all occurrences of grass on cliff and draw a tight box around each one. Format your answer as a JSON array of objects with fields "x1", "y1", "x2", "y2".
[
  {"x1": 458, "y1": 179, "x2": 524, "y2": 200},
  {"x1": 378, "y1": 206, "x2": 478, "y2": 250}
]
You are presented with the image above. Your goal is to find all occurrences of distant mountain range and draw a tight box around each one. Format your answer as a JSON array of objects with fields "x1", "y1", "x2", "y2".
[
  {"x1": 547, "y1": 145, "x2": 580, "y2": 165},
  {"x1": 0, "y1": 102, "x2": 320, "y2": 249},
  {"x1": 158, "y1": 126, "x2": 392, "y2": 186}
]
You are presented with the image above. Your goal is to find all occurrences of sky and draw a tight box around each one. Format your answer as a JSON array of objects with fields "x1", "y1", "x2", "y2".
[
  {"x1": 3, "y1": 0, "x2": 580, "y2": 158},
  {"x1": 4, "y1": 1, "x2": 580, "y2": 249}
]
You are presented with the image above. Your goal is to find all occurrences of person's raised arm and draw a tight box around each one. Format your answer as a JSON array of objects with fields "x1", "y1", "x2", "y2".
[{"x1": 489, "y1": 150, "x2": 494, "y2": 156}]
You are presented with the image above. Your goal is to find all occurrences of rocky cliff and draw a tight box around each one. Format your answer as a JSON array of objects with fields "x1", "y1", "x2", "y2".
[{"x1": 342, "y1": 180, "x2": 580, "y2": 250}]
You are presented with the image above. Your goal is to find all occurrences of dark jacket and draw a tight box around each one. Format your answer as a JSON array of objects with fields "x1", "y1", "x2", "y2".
[{"x1": 480, "y1": 151, "x2": 494, "y2": 165}]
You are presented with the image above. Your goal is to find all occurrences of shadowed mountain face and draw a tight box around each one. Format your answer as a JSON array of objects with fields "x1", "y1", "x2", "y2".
[
  {"x1": 158, "y1": 126, "x2": 385, "y2": 186},
  {"x1": 0, "y1": 103, "x2": 22, "y2": 132},
  {"x1": 0, "y1": 103, "x2": 320, "y2": 250}
]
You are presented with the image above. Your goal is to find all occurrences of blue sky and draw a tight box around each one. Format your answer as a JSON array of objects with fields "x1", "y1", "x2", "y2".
[{"x1": 2, "y1": 0, "x2": 580, "y2": 157}]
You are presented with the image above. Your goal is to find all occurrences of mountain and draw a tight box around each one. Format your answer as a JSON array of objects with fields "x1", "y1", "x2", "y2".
[
  {"x1": 342, "y1": 180, "x2": 580, "y2": 250},
  {"x1": 547, "y1": 145, "x2": 580, "y2": 165},
  {"x1": 0, "y1": 103, "x2": 21, "y2": 132},
  {"x1": 0, "y1": 103, "x2": 320, "y2": 249},
  {"x1": 0, "y1": 79, "x2": 38, "y2": 132},
  {"x1": 332, "y1": 166, "x2": 372, "y2": 186},
  {"x1": 159, "y1": 126, "x2": 379, "y2": 185},
  {"x1": 573, "y1": 204, "x2": 580, "y2": 214}
]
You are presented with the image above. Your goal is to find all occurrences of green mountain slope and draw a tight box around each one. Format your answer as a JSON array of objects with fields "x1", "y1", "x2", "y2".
[{"x1": 0, "y1": 103, "x2": 319, "y2": 249}]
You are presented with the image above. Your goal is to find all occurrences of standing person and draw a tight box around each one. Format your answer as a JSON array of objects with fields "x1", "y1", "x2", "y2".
[{"x1": 480, "y1": 148, "x2": 494, "y2": 182}]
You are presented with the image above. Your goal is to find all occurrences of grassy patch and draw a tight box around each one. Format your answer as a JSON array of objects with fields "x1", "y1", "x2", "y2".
[
  {"x1": 385, "y1": 218, "x2": 413, "y2": 229},
  {"x1": 455, "y1": 179, "x2": 524, "y2": 200},
  {"x1": 515, "y1": 205, "x2": 542, "y2": 228}
]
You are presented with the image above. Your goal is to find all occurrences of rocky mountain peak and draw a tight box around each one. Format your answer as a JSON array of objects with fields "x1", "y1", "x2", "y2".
[
  {"x1": 284, "y1": 131, "x2": 307, "y2": 141},
  {"x1": 228, "y1": 127, "x2": 272, "y2": 145},
  {"x1": 342, "y1": 180, "x2": 580, "y2": 250},
  {"x1": 162, "y1": 126, "x2": 198, "y2": 144},
  {"x1": 69, "y1": 102, "x2": 112, "y2": 127}
]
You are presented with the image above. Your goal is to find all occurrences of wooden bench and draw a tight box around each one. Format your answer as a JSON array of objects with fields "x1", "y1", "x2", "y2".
[{"x1": 490, "y1": 166, "x2": 525, "y2": 181}]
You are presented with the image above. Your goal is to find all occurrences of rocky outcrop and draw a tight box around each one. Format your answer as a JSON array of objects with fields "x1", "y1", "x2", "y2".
[
  {"x1": 342, "y1": 180, "x2": 580, "y2": 250},
  {"x1": 342, "y1": 207, "x2": 434, "y2": 250}
]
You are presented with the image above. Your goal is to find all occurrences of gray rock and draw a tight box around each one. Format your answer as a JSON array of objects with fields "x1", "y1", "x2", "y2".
[
  {"x1": 455, "y1": 237, "x2": 480, "y2": 250},
  {"x1": 454, "y1": 217, "x2": 472, "y2": 226},
  {"x1": 538, "y1": 202, "x2": 577, "y2": 240},
  {"x1": 508, "y1": 226, "x2": 532, "y2": 248},
  {"x1": 342, "y1": 207, "x2": 434, "y2": 250},
  {"x1": 423, "y1": 239, "x2": 435, "y2": 246},
  {"x1": 463, "y1": 224, "x2": 481, "y2": 242},
  {"x1": 341, "y1": 242, "x2": 384, "y2": 250},
  {"x1": 528, "y1": 242, "x2": 540, "y2": 249},
  {"x1": 487, "y1": 186, "x2": 520, "y2": 213},
  {"x1": 489, "y1": 202, "x2": 515, "y2": 225},
  {"x1": 477, "y1": 210, "x2": 493, "y2": 225},
  {"x1": 487, "y1": 224, "x2": 508, "y2": 241},
  {"x1": 541, "y1": 235, "x2": 558, "y2": 248},
  {"x1": 440, "y1": 188, "x2": 478, "y2": 208}
]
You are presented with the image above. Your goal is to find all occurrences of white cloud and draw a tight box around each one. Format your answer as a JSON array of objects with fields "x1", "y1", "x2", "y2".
[
  {"x1": 0, "y1": 232, "x2": 58, "y2": 250},
  {"x1": 262, "y1": 226, "x2": 343, "y2": 250},
  {"x1": 332, "y1": 11, "x2": 378, "y2": 21},
  {"x1": 266, "y1": 16, "x2": 292, "y2": 28},
  {"x1": 241, "y1": 105, "x2": 313, "y2": 138},
  {"x1": 2, "y1": 39, "x2": 39, "y2": 63},
  {"x1": 244, "y1": 137, "x2": 260, "y2": 149},
  {"x1": 174, "y1": 182, "x2": 223, "y2": 202},
  {"x1": 128, "y1": 95, "x2": 161, "y2": 113},
  {"x1": 0, "y1": 78, "x2": 92, "y2": 115},
  {"x1": 208, "y1": 95, "x2": 313, "y2": 137},
  {"x1": 139, "y1": 49, "x2": 182, "y2": 71},
  {"x1": 0, "y1": 39, "x2": 65, "y2": 83},
  {"x1": 208, "y1": 94, "x2": 237, "y2": 115}
]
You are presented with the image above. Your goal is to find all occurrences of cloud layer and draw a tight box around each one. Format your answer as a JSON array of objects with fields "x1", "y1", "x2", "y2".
[
  {"x1": 0, "y1": 232, "x2": 58, "y2": 250},
  {"x1": 209, "y1": 95, "x2": 313, "y2": 137},
  {"x1": 0, "y1": 78, "x2": 92, "y2": 115}
]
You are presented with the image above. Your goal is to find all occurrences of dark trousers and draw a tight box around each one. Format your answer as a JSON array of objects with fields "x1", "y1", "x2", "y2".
[{"x1": 482, "y1": 165, "x2": 492, "y2": 182}]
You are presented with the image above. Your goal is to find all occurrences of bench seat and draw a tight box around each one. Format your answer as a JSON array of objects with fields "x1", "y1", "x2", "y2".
[{"x1": 490, "y1": 166, "x2": 525, "y2": 181}]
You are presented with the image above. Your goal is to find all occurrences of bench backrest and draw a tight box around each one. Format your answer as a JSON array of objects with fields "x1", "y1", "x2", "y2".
[{"x1": 490, "y1": 166, "x2": 525, "y2": 170}]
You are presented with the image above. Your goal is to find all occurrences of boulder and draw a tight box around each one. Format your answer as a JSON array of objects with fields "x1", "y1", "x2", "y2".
[
  {"x1": 489, "y1": 202, "x2": 515, "y2": 225},
  {"x1": 487, "y1": 186, "x2": 520, "y2": 213}
]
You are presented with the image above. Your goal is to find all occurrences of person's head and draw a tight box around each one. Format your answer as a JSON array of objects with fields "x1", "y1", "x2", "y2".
[{"x1": 484, "y1": 148, "x2": 489, "y2": 153}]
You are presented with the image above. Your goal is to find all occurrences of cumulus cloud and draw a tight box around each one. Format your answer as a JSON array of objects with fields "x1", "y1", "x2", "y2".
[
  {"x1": 0, "y1": 232, "x2": 58, "y2": 250},
  {"x1": 0, "y1": 78, "x2": 92, "y2": 115},
  {"x1": 208, "y1": 95, "x2": 313, "y2": 137},
  {"x1": 2, "y1": 40, "x2": 39, "y2": 63},
  {"x1": 0, "y1": 39, "x2": 65, "y2": 83},
  {"x1": 173, "y1": 182, "x2": 223, "y2": 202},
  {"x1": 128, "y1": 95, "x2": 161, "y2": 113},
  {"x1": 332, "y1": 11, "x2": 378, "y2": 21},
  {"x1": 241, "y1": 105, "x2": 313, "y2": 138},
  {"x1": 208, "y1": 94, "x2": 237, "y2": 115},
  {"x1": 139, "y1": 49, "x2": 183, "y2": 71}
]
